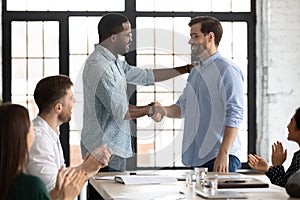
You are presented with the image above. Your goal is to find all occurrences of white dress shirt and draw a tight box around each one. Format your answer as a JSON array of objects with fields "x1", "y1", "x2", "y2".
[{"x1": 27, "y1": 116, "x2": 65, "y2": 191}]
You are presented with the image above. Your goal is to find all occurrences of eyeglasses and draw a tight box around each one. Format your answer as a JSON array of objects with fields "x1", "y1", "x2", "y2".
[{"x1": 190, "y1": 32, "x2": 208, "y2": 40}]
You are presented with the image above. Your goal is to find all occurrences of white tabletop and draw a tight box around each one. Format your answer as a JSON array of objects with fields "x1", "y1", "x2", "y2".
[{"x1": 89, "y1": 170, "x2": 298, "y2": 200}]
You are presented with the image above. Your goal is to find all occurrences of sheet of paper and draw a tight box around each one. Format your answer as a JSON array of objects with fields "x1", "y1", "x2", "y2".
[
  {"x1": 217, "y1": 174, "x2": 243, "y2": 179},
  {"x1": 115, "y1": 175, "x2": 178, "y2": 185},
  {"x1": 93, "y1": 176, "x2": 115, "y2": 180}
]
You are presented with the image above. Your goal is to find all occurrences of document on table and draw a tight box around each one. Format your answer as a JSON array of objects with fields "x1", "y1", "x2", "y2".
[
  {"x1": 114, "y1": 175, "x2": 177, "y2": 185},
  {"x1": 93, "y1": 176, "x2": 115, "y2": 180}
]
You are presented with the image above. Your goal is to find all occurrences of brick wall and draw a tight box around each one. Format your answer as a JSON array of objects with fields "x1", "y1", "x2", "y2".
[{"x1": 256, "y1": 0, "x2": 300, "y2": 168}]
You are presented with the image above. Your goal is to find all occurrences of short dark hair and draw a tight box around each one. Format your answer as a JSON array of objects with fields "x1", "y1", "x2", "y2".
[
  {"x1": 295, "y1": 107, "x2": 300, "y2": 130},
  {"x1": 188, "y1": 16, "x2": 223, "y2": 47},
  {"x1": 98, "y1": 13, "x2": 129, "y2": 42},
  {"x1": 0, "y1": 103, "x2": 30, "y2": 199},
  {"x1": 34, "y1": 75, "x2": 73, "y2": 114}
]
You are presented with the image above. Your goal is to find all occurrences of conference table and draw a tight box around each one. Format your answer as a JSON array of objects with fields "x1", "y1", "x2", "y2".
[{"x1": 89, "y1": 170, "x2": 299, "y2": 200}]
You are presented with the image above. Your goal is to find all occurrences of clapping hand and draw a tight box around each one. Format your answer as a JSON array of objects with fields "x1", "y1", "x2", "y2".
[
  {"x1": 271, "y1": 141, "x2": 287, "y2": 166},
  {"x1": 90, "y1": 144, "x2": 113, "y2": 167},
  {"x1": 52, "y1": 167, "x2": 87, "y2": 200},
  {"x1": 60, "y1": 169, "x2": 87, "y2": 200},
  {"x1": 81, "y1": 144, "x2": 112, "y2": 178},
  {"x1": 248, "y1": 154, "x2": 269, "y2": 172}
]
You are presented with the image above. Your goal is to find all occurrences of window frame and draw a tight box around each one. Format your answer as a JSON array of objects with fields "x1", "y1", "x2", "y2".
[{"x1": 1, "y1": 0, "x2": 256, "y2": 170}]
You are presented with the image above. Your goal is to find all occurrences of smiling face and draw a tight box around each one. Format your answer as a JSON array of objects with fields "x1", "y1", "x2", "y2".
[
  {"x1": 188, "y1": 22, "x2": 217, "y2": 62},
  {"x1": 287, "y1": 114, "x2": 300, "y2": 144},
  {"x1": 189, "y1": 23, "x2": 208, "y2": 58},
  {"x1": 115, "y1": 21, "x2": 132, "y2": 55}
]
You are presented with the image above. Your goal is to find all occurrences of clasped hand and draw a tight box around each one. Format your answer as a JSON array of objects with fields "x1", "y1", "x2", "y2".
[{"x1": 149, "y1": 101, "x2": 166, "y2": 122}]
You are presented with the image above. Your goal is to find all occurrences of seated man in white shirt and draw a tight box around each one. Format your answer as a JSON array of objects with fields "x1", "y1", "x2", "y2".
[{"x1": 27, "y1": 75, "x2": 112, "y2": 198}]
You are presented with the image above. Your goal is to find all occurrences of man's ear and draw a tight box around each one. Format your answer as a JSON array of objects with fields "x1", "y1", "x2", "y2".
[
  {"x1": 207, "y1": 31, "x2": 214, "y2": 40},
  {"x1": 54, "y1": 103, "x2": 62, "y2": 113},
  {"x1": 110, "y1": 34, "x2": 117, "y2": 42}
]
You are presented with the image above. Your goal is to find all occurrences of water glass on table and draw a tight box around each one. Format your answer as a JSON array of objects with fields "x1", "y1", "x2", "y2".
[
  {"x1": 185, "y1": 171, "x2": 194, "y2": 188},
  {"x1": 204, "y1": 174, "x2": 218, "y2": 194},
  {"x1": 194, "y1": 167, "x2": 208, "y2": 189}
]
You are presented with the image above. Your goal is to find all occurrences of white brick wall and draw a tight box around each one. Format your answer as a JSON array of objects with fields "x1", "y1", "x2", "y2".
[{"x1": 257, "y1": 0, "x2": 300, "y2": 169}]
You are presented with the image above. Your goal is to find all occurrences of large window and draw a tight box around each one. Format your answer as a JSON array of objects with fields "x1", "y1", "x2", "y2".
[
  {"x1": 2, "y1": 0, "x2": 256, "y2": 169},
  {"x1": 10, "y1": 21, "x2": 59, "y2": 119}
]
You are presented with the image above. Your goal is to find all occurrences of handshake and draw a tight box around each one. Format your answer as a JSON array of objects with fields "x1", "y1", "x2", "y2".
[{"x1": 148, "y1": 101, "x2": 166, "y2": 122}]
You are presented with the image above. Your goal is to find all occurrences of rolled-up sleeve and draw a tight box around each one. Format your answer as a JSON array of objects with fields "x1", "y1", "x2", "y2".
[
  {"x1": 176, "y1": 88, "x2": 188, "y2": 118},
  {"x1": 222, "y1": 66, "x2": 244, "y2": 128}
]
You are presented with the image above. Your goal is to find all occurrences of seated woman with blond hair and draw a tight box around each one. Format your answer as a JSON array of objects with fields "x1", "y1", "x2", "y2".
[
  {"x1": 248, "y1": 107, "x2": 300, "y2": 192},
  {"x1": 0, "y1": 103, "x2": 86, "y2": 200}
]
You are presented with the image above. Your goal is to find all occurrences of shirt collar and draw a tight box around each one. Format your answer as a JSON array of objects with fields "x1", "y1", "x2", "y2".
[
  {"x1": 95, "y1": 44, "x2": 117, "y2": 62},
  {"x1": 202, "y1": 51, "x2": 221, "y2": 67},
  {"x1": 35, "y1": 115, "x2": 60, "y2": 140}
]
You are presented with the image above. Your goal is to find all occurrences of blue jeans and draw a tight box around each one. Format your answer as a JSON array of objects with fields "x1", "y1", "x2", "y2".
[{"x1": 196, "y1": 154, "x2": 241, "y2": 172}]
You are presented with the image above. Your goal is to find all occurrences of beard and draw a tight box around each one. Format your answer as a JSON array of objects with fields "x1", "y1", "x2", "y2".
[
  {"x1": 117, "y1": 43, "x2": 130, "y2": 56},
  {"x1": 58, "y1": 110, "x2": 71, "y2": 123},
  {"x1": 191, "y1": 43, "x2": 210, "y2": 62},
  {"x1": 191, "y1": 43, "x2": 205, "y2": 58}
]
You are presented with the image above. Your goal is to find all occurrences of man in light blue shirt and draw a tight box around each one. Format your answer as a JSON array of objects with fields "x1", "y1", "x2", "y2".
[
  {"x1": 81, "y1": 13, "x2": 192, "y2": 173},
  {"x1": 152, "y1": 16, "x2": 244, "y2": 172}
]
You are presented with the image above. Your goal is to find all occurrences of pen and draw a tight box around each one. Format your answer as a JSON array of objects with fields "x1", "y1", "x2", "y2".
[
  {"x1": 224, "y1": 180, "x2": 246, "y2": 183},
  {"x1": 129, "y1": 172, "x2": 158, "y2": 176}
]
